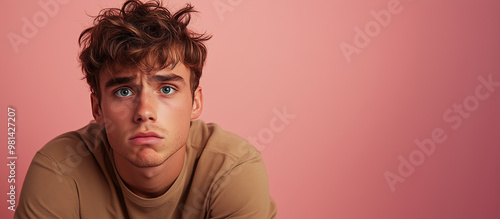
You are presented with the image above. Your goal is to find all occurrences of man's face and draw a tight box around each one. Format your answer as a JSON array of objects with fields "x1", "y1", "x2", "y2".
[{"x1": 91, "y1": 63, "x2": 202, "y2": 168}]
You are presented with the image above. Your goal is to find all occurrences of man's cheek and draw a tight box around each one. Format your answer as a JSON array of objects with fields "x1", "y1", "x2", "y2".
[{"x1": 107, "y1": 100, "x2": 134, "y2": 121}]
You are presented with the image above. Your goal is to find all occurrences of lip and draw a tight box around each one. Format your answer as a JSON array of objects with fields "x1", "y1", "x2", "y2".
[{"x1": 129, "y1": 132, "x2": 163, "y2": 145}]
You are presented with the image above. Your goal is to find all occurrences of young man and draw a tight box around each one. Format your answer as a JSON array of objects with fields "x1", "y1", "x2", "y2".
[{"x1": 14, "y1": 0, "x2": 276, "y2": 218}]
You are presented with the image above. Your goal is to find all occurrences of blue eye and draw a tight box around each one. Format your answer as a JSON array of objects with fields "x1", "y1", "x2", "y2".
[
  {"x1": 115, "y1": 88, "x2": 133, "y2": 97},
  {"x1": 161, "y1": 86, "x2": 175, "y2": 95}
]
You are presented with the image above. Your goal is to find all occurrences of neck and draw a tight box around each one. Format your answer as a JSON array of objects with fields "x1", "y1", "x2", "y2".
[{"x1": 113, "y1": 146, "x2": 186, "y2": 198}]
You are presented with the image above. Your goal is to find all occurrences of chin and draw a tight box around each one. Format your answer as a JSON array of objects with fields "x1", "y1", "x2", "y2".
[
  {"x1": 129, "y1": 156, "x2": 167, "y2": 168},
  {"x1": 121, "y1": 148, "x2": 167, "y2": 168}
]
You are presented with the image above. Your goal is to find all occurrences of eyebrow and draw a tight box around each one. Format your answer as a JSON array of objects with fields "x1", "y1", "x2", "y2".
[
  {"x1": 152, "y1": 74, "x2": 186, "y2": 85},
  {"x1": 104, "y1": 76, "x2": 135, "y2": 89},
  {"x1": 104, "y1": 74, "x2": 186, "y2": 89}
]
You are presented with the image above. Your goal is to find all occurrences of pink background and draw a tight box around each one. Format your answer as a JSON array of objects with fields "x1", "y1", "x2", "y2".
[{"x1": 2, "y1": 0, "x2": 500, "y2": 218}]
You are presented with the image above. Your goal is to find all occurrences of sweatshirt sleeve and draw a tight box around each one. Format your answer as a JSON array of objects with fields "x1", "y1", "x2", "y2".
[
  {"x1": 207, "y1": 151, "x2": 277, "y2": 219},
  {"x1": 14, "y1": 152, "x2": 79, "y2": 219}
]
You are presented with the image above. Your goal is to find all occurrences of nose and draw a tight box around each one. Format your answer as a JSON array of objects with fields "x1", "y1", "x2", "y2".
[{"x1": 133, "y1": 89, "x2": 157, "y2": 123}]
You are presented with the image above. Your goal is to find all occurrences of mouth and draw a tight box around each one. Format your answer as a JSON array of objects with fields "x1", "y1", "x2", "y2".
[{"x1": 129, "y1": 132, "x2": 163, "y2": 146}]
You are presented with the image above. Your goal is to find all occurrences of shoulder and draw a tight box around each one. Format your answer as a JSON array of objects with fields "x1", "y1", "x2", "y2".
[
  {"x1": 186, "y1": 120, "x2": 264, "y2": 187},
  {"x1": 16, "y1": 122, "x2": 116, "y2": 218},
  {"x1": 37, "y1": 121, "x2": 106, "y2": 162},
  {"x1": 15, "y1": 122, "x2": 106, "y2": 218},
  {"x1": 188, "y1": 119, "x2": 258, "y2": 162},
  {"x1": 32, "y1": 121, "x2": 111, "y2": 185},
  {"x1": 185, "y1": 120, "x2": 277, "y2": 218}
]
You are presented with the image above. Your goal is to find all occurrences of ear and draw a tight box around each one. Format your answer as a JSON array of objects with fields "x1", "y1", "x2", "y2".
[
  {"x1": 91, "y1": 94, "x2": 104, "y2": 124},
  {"x1": 191, "y1": 86, "x2": 203, "y2": 120}
]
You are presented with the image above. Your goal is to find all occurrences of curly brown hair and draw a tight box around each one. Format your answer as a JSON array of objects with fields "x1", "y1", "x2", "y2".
[{"x1": 78, "y1": 0, "x2": 210, "y2": 102}]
